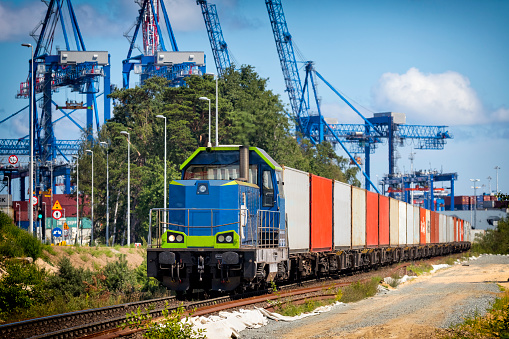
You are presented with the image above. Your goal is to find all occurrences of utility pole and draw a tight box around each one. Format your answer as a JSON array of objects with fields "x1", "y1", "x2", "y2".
[
  {"x1": 494, "y1": 166, "x2": 500, "y2": 194},
  {"x1": 470, "y1": 178, "x2": 480, "y2": 229}
]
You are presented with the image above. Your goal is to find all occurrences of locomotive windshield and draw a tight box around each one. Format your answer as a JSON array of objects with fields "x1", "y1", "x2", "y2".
[{"x1": 184, "y1": 164, "x2": 259, "y2": 185}]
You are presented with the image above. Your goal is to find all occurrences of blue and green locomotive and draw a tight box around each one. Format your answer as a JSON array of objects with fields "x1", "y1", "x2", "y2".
[{"x1": 147, "y1": 146, "x2": 288, "y2": 292}]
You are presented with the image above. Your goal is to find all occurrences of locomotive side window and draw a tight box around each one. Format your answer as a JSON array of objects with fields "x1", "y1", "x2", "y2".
[{"x1": 262, "y1": 170, "x2": 274, "y2": 207}]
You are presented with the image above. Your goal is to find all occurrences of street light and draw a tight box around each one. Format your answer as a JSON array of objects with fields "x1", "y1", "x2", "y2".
[
  {"x1": 205, "y1": 72, "x2": 219, "y2": 146},
  {"x1": 199, "y1": 96, "x2": 212, "y2": 147},
  {"x1": 72, "y1": 155, "x2": 81, "y2": 245},
  {"x1": 86, "y1": 149, "x2": 94, "y2": 245},
  {"x1": 155, "y1": 115, "x2": 167, "y2": 234},
  {"x1": 470, "y1": 178, "x2": 480, "y2": 229},
  {"x1": 494, "y1": 166, "x2": 500, "y2": 194},
  {"x1": 22, "y1": 42, "x2": 34, "y2": 236},
  {"x1": 100, "y1": 141, "x2": 110, "y2": 246},
  {"x1": 120, "y1": 131, "x2": 131, "y2": 246}
]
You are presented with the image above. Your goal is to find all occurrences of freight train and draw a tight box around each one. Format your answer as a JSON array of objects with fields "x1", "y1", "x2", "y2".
[{"x1": 147, "y1": 146, "x2": 471, "y2": 293}]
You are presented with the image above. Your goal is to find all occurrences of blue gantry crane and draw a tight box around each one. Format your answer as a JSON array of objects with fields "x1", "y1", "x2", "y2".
[
  {"x1": 264, "y1": 0, "x2": 453, "y2": 205},
  {"x1": 0, "y1": 0, "x2": 110, "y2": 199},
  {"x1": 196, "y1": 0, "x2": 232, "y2": 77},
  {"x1": 123, "y1": 0, "x2": 206, "y2": 88}
]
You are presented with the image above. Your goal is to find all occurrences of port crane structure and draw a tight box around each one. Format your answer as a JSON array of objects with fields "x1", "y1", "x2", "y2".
[
  {"x1": 123, "y1": 0, "x2": 206, "y2": 88},
  {"x1": 264, "y1": 0, "x2": 453, "y2": 206},
  {"x1": 0, "y1": 0, "x2": 110, "y2": 200},
  {"x1": 196, "y1": 0, "x2": 232, "y2": 77}
]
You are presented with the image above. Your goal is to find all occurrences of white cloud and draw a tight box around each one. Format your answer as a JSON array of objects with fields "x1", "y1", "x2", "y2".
[
  {"x1": 0, "y1": 1, "x2": 46, "y2": 42},
  {"x1": 371, "y1": 67, "x2": 489, "y2": 126}
]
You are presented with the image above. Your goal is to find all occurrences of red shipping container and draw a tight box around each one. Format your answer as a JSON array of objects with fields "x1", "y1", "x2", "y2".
[
  {"x1": 460, "y1": 219, "x2": 464, "y2": 241},
  {"x1": 310, "y1": 175, "x2": 333, "y2": 252},
  {"x1": 378, "y1": 195, "x2": 390, "y2": 246},
  {"x1": 430, "y1": 211, "x2": 436, "y2": 244},
  {"x1": 419, "y1": 207, "x2": 426, "y2": 245},
  {"x1": 366, "y1": 191, "x2": 379, "y2": 247},
  {"x1": 434, "y1": 212, "x2": 440, "y2": 243}
]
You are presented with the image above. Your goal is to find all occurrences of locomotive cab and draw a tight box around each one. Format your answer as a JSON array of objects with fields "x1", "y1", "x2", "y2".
[{"x1": 147, "y1": 146, "x2": 288, "y2": 292}]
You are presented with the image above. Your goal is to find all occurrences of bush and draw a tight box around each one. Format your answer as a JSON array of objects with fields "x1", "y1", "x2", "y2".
[
  {"x1": 0, "y1": 261, "x2": 47, "y2": 319},
  {"x1": 0, "y1": 212, "x2": 42, "y2": 260},
  {"x1": 472, "y1": 217, "x2": 509, "y2": 254},
  {"x1": 46, "y1": 257, "x2": 93, "y2": 298},
  {"x1": 101, "y1": 255, "x2": 136, "y2": 294}
]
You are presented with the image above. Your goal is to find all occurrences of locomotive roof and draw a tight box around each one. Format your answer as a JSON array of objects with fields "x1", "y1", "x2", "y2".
[{"x1": 179, "y1": 146, "x2": 282, "y2": 171}]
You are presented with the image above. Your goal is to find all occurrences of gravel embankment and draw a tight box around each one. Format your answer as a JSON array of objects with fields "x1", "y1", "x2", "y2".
[{"x1": 240, "y1": 254, "x2": 509, "y2": 339}]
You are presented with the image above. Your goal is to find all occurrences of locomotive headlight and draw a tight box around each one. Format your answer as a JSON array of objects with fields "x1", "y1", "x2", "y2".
[
  {"x1": 169, "y1": 234, "x2": 176, "y2": 242},
  {"x1": 198, "y1": 184, "x2": 207, "y2": 193},
  {"x1": 218, "y1": 235, "x2": 225, "y2": 242},
  {"x1": 196, "y1": 183, "x2": 209, "y2": 195},
  {"x1": 225, "y1": 235, "x2": 233, "y2": 243},
  {"x1": 176, "y1": 234, "x2": 183, "y2": 242}
]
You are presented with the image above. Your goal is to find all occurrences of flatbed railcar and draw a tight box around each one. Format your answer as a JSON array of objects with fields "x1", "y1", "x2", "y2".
[{"x1": 147, "y1": 146, "x2": 471, "y2": 293}]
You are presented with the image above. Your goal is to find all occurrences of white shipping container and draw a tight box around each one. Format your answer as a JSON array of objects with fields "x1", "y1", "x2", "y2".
[
  {"x1": 389, "y1": 198, "x2": 399, "y2": 246},
  {"x1": 446, "y1": 216, "x2": 453, "y2": 243},
  {"x1": 439, "y1": 214, "x2": 445, "y2": 243},
  {"x1": 406, "y1": 204, "x2": 414, "y2": 245},
  {"x1": 426, "y1": 210, "x2": 431, "y2": 244},
  {"x1": 334, "y1": 181, "x2": 352, "y2": 249},
  {"x1": 413, "y1": 206, "x2": 420, "y2": 245},
  {"x1": 283, "y1": 167, "x2": 310, "y2": 252},
  {"x1": 398, "y1": 201, "x2": 407, "y2": 246},
  {"x1": 351, "y1": 187, "x2": 366, "y2": 248}
]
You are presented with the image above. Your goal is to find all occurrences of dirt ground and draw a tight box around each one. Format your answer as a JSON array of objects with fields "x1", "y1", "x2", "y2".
[
  {"x1": 36, "y1": 246, "x2": 146, "y2": 273},
  {"x1": 279, "y1": 258, "x2": 509, "y2": 339}
]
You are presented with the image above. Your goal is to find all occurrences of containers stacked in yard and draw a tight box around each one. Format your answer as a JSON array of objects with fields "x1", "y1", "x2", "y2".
[{"x1": 282, "y1": 167, "x2": 471, "y2": 272}]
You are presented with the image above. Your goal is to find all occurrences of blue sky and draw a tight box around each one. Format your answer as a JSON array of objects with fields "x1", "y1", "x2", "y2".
[{"x1": 0, "y1": 0, "x2": 508, "y2": 198}]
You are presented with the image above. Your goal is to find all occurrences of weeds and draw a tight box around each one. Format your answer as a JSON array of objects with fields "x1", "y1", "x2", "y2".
[
  {"x1": 408, "y1": 262, "x2": 433, "y2": 276},
  {"x1": 441, "y1": 290, "x2": 509, "y2": 338},
  {"x1": 340, "y1": 277, "x2": 381, "y2": 303},
  {"x1": 387, "y1": 273, "x2": 401, "y2": 288}
]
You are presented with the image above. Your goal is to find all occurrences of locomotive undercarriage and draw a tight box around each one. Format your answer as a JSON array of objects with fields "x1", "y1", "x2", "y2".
[{"x1": 149, "y1": 242, "x2": 470, "y2": 293}]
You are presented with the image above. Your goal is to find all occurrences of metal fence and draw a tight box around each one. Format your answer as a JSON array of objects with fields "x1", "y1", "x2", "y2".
[{"x1": 148, "y1": 208, "x2": 287, "y2": 249}]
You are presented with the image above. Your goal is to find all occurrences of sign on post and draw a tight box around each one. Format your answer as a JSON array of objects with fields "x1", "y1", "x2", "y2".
[
  {"x1": 8, "y1": 155, "x2": 18, "y2": 165},
  {"x1": 52, "y1": 200, "x2": 62, "y2": 210},
  {"x1": 52, "y1": 210, "x2": 62, "y2": 220},
  {"x1": 31, "y1": 196, "x2": 38, "y2": 206},
  {"x1": 52, "y1": 227, "x2": 62, "y2": 238}
]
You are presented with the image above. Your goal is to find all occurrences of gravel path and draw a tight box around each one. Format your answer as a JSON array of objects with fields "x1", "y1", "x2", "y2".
[{"x1": 240, "y1": 254, "x2": 509, "y2": 339}]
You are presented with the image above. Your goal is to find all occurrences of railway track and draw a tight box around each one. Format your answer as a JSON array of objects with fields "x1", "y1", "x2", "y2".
[{"x1": 0, "y1": 261, "x2": 414, "y2": 339}]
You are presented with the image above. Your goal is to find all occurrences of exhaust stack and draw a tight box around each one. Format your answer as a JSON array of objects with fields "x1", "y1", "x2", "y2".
[{"x1": 239, "y1": 146, "x2": 249, "y2": 182}]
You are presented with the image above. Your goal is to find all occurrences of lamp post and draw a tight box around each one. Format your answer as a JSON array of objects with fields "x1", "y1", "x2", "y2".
[
  {"x1": 205, "y1": 73, "x2": 219, "y2": 146},
  {"x1": 86, "y1": 149, "x2": 94, "y2": 245},
  {"x1": 199, "y1": 97, "x2": 212, "y2": 147},
  {"x1": 47, "y1": 160, "x2": 54, "y2": 241},
  {"x1": 470, "y1": 178, "x2": 480, "y2": 229},
  {"x1": 120, "y1": 131, "x2": 131, "y2": 246},
  {"x1": 155, "y1": 115, "x2": 167, "y2": 234},
  {"x1": 494, "y1": 166, "x2": 500, "y2": 194},
  {"x1": 72, "y1": 155, "x2": 81, "y2": 245},
  {"x1": 42, "y1": 201, "x2": 47, "y2": 241},
  {"x1": 100, "y1": 141, "x2": 110, "y2": 246},
  {"x1": 22, "y1": 42, "x2": 34, "y2": 236}
]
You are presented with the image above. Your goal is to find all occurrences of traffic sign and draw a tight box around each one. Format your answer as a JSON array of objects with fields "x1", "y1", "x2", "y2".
[
  {"x1": 31, "y1": 196, "x2": 38, "y2": 206},
  {"x1": 63, "y1": 222, "x2": 69, "y2": 230},
  {"x1": 8, "y1": 155, "x2": 18, "y2": 165},
  {"x1": 52, "y1": 210, "x2": 62, "y2": 220},
  {"x1": 63, "y1": 229, "x2": 70, "y2": 237},
  {"x1": 52, "y1": 227, "x2": 62, "y2": 238},
  {"x1": 52, "y1": 200, "x2": 62, "y2": 210}
]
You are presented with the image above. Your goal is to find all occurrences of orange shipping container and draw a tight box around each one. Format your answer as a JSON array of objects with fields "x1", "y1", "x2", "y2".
[
  {"x1": 310, "y1": 175, "x2": 333, "y2": 252},
  {"x1": 430, "y1": 211, "x2": 436, "y2": 244},
  {"x1": 366, "y1": 191, "x2": 379, "y2": 247},
  {"x1": 419, "y1": 207, "x2": 426, "y2": 245},
  {"x1": 378, "y1": 195, "x2": 390, "y2": 246}
]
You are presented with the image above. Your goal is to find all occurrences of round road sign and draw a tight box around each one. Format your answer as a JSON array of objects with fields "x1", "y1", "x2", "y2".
[
  {"x1": 8, "y1": 155, "x2": 18, "y2": 165},
  {"x1": 52, "y1": 210, "x2": 62, "y2": 220},
  {"x1": 31, "y1": 196, "x2": 38, "y2": 206},
  {"x1": 52, "y1": 227, "x2": 62, "y2": 238}
]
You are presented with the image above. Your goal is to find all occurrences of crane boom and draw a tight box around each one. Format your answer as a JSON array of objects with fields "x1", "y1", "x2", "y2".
[{"x1": 197, "y1": 0, "x2": 231, "y2": 77}]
